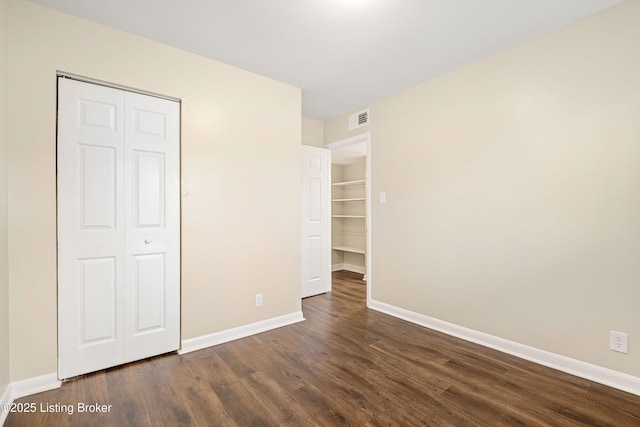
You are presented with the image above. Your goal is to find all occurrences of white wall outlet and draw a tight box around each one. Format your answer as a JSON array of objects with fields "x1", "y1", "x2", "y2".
[
  {"x1": 379, "y1": 192, "x2": 386, "y2": 204},
  {"x1": 610, "y1": 330, "x2": 628, "y2": 354},
  {"x1": 255, "y1": 293, "x2": 263, "y2": 307}
]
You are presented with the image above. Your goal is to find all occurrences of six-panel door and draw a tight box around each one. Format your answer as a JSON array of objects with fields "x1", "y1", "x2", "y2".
[
  {"x1": 57, "y1": 78, "x2": 180, "y2": 379},
  {"x1": 301, "y1": 145, "x2": 331, "y2": 298}
]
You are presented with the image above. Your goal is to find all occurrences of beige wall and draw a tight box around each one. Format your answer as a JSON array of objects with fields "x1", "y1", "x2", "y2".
[
  {"x1": 325, "y1": 1, "x2": 640, "y2": 377},
  {"x1": 301, "y1": 115, "x2": 324, "y2": 147},
  {"x1": 8, "y1": 0, "x2": 301, "y2": 381},
  {"x1": 0, "y1": 0, "x2": 10, "y2": 393},
  {"x1": 324, "y1": 116, "x2": 369, "y2": 145}
]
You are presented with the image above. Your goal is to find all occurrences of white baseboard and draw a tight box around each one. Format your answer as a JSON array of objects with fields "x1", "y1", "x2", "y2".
[
  {"x1": 332, "y1": 263, "x2": 365, "y2": 275},
  {"x1": 1, "y1": 372, "x2": 61, "y2": 424},
  {"x1": 10, "y1": 372, "x2": 61, "y2": 400},
  {"x1": 369, "y1": 299, "x2": 640, "y2": 397},
  {"x1": 332, "y1": 263, "x2": 344, "y2": 272},
  {"x1": 179, "y1": 311, "x2": 304, "y2": 355},
  {"x1": 1, "y1": 382, "x2": 11, "y2": 426}
]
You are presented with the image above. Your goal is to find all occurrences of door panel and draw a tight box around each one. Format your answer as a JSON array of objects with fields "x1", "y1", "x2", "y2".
[
  {"x1": 308, "y1": 178, "x2": 321, "y2": 221},
  {"x1": 133, "y1": 108, "x2": 166, "y2": 139},
  {"x1": 58, "y1": 78, "x2": 180, "y2": 379},
  {"x1": 133, "y1": 253, "x2": 166, "y2": 334},
  {"x1": 78, "y1": 257, "x2": 117, "y2": 345},
  {"x1": 58, "y1": 78, "x2": 126, "y2": 379},
  {"x1": 133, "y1": 151, "x2": 165, "y2": 228},
  {"x1": 78, "y1": 99, "x2": 117, "y2": 131},
  {"x1": 301, "y1": 146, "x2": 331, "y2": 298},
  {"x1": 124, "y1": 91, "x2": 180, "y2": 361},
  {"x1": 78, "y1": 144, "x2": 117, "y2": 229},
  {"x1": 308, "y1": 236, "x2": 322, "y2": 280}
]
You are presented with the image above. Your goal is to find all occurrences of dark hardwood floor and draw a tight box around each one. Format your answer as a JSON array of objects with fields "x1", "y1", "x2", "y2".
[{"x1": 6, "y1": 271, "x2": 640, "y2": 426}]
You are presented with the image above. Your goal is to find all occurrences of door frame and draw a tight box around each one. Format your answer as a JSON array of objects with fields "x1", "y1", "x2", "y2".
[
  {"x1": 326, "y1": 132, "x2": 372, "y2": 306},
  {"x1": 55, "y1": 73, "x2": 183, "y2": 379},
  {"x1": 56, "y1": 71, "x2": 181, "y2": 102}
]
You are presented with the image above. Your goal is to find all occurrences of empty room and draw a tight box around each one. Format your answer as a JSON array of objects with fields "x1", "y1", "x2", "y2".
[{"x1": 1, "y1": 0, "x2": 640, "y2": 425}]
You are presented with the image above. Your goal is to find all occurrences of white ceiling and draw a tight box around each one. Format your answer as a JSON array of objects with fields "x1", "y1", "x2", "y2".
[{"x1": 31, "y1": 0, "x2": 622, "y2": 120}]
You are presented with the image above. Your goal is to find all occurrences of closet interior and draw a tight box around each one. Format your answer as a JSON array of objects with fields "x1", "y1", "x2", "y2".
[{"x1": 331, "y1": 146, "x2": 367, "y2": 280}]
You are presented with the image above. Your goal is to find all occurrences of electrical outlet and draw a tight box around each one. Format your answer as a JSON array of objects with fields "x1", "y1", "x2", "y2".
[
  {"x1": 255, "y1": 293, "x2": 263, "y2": 307},
  {"x1": 610, "y1": 331, "x2": 628, "y2": 354}
]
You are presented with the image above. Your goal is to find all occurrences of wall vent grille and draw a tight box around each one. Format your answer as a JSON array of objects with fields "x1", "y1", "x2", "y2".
[{"x1": 348, "y1": 109, "x2": 369, "y2": 130}]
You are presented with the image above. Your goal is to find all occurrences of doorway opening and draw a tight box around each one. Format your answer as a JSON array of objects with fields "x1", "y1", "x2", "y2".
[{"x1": 326, "y1": 133, "x2": 371, "y2": 305}]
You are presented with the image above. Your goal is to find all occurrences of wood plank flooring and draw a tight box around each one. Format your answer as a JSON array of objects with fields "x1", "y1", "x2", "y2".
[{"x1": 6, "y1": 271, "x2": 640, "y2": 426}]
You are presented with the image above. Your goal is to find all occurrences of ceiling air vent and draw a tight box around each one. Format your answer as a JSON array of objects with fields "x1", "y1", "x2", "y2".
[{"x1": 348, "y1": 109, "x2": 369, "y2": 130}]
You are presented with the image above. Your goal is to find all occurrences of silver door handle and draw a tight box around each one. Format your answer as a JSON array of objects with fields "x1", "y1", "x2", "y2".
[{"x1": 144, "y1": 238, "x2": 152, "y2": 244}]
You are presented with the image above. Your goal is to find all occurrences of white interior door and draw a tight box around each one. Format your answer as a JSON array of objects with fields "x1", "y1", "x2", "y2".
[
  {"x1": 301, "y1": 145, "x2": 331, "y2": 298},
  {"x1": 57, "y1": 79, "x2": 126, "y2": 378},
  {"x1": 123, "y1": 91, "x2": 180, "y2": 361},
  {"x1": 57, "y1": 78, "x2": 180, "y2": 379}
]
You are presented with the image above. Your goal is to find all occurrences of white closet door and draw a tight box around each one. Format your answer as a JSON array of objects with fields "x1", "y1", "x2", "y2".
[
  {"x1": 301, "y1": 146, "x2": 331, "y2": 298},
  {"x1": 57, "y1": 78, "x2": 127, "y2": 378},
  {"x1": 123, "y1": 91, "x2": 180, "y2": 361},
  {"x1": 57, "y1": 78, "x2": 180, "y2": 379}
]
